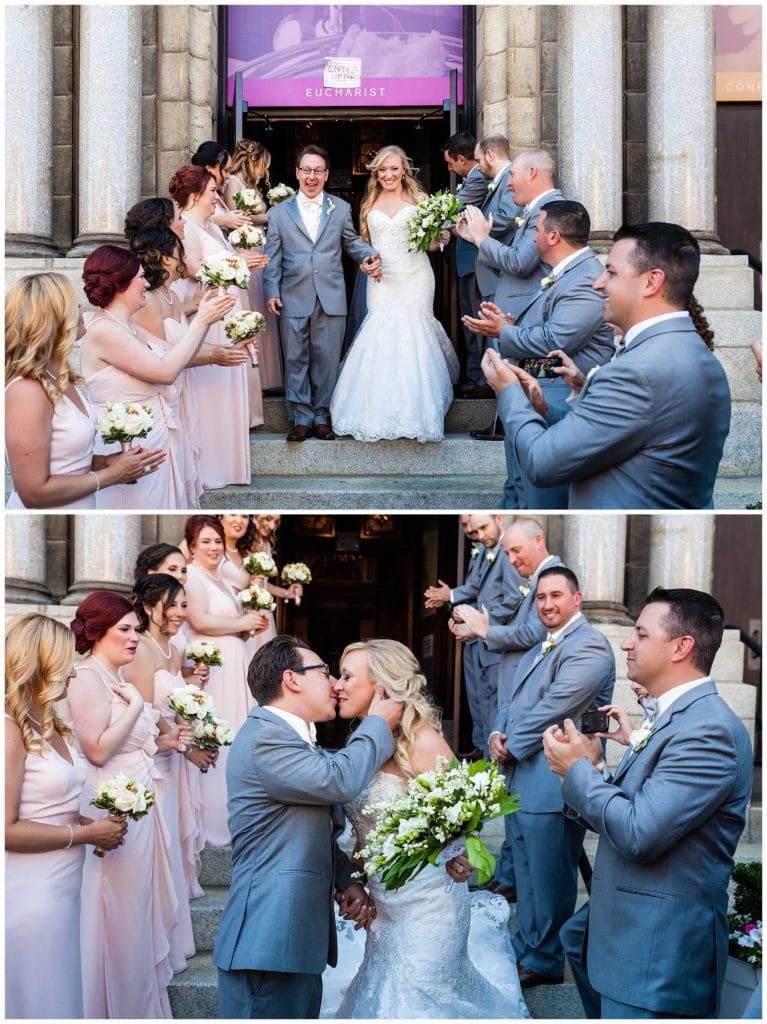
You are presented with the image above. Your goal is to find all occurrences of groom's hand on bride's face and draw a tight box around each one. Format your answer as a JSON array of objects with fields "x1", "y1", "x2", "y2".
[{"x1": 368, "y1": 688, "x2": 404, "y2": 733}]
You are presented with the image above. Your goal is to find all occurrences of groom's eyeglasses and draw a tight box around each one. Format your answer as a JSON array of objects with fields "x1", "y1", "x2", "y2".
[
  {"x1": 293, "y1": 662, "x2": 331, "y2": 678},
  {"x1": 297, "y1": 166, "x2": 327, "y2": 178}
]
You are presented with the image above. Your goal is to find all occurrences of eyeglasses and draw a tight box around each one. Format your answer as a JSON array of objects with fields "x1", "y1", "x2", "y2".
[
  {"x1": 292, "y1": 662, "x2": 330, "y2": 678},
  {"x1": 297, "y1": 167, "x2": 327, "y2": 177}
]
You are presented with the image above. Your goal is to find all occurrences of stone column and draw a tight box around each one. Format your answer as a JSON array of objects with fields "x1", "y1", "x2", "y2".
[
  {"x1": 63, "y1": 516, "x2": 143, "y2": 603},
  {"x1": 563, "y1": 514, "x2": 629, "y2": 622},
  {"x1": 646, "y1": 6, "x2": 722, "y2": 249},
  {"x1": 558, "y1": 6, "x2": 623, "y2": 241},
  {"x1": 68, "y1": 5, "x2": 142, "y2": 256},
  {"x1": 6, "y1": 516, "x2": 53, "y2": 603},
  {"x1": 647, "y1": 515, "x2": 715, "y2": 592},
  {"x1": 5, "y1": 6, "x2": 59, "y2": 256}
]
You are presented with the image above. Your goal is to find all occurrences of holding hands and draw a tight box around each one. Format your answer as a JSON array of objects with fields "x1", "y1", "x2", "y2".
[
  {"x1": 361, "y1": 253, "x2": 383, "y2": 282},
  {"x1": 336, "y1": 883, "x2": 377, "y2": 930}
]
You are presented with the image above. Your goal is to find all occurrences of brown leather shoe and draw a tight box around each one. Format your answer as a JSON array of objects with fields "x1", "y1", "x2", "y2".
[
  {"x1": 470, "y1": 421, "x2": 505, "y2": 440},
  {"x1": 517, "y1": 965, "x2": 564, "y2": 989},
  {"x1": 286, "y1": 424, "x2": 312, "y2": 442},
  {"x1": 313, "y1": 422, "x2": 336, "y2": 440}
]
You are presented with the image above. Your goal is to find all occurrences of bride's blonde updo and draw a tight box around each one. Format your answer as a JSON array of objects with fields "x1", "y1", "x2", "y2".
[
  {"x1": 340, "y1": 638, "x2": 441, "y2": 778},
  {"x1": 359, "y1": 145, "x2": 426, "y2": 243}
]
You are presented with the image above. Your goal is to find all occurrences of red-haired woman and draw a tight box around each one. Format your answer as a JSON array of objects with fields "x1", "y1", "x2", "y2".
[
  {"x1": 170, "y1": 165, "x2": 262, "y2": 489},
  {"x1": 67, "y1": 591, "x2": 190, "y2": 1018},
  {"x1": 80, "y1": 244, "x2": 234, "y2": 509},
  {"x1": 182, "y1": 516, "x2": 269, "y2": 846}
]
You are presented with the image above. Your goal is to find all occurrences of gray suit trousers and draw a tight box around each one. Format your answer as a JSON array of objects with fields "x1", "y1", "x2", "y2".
[
  {"x1": 458, "y1": 273, "x2": 484, "y2": 383},
  {"x1": 560, "y1": 902, "x2": 600, "y2": 1018},
  {"x1": 218, "y1": 967, "x2": 322, "y2": 1019},
  {"x1": 280, "y1": 296, "x2": 345, "y2": 425},
  {"x1": 463, "y1": 642, "x2": 484, "y2": 750}
]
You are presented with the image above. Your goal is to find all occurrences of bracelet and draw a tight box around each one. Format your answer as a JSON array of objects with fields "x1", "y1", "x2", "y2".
[
  {"x1": 64, "y1": 824, "x2": 75, "y2": 849},
  {"x1": 89, "y1": 470, "x2": 101, "y2": 493}
]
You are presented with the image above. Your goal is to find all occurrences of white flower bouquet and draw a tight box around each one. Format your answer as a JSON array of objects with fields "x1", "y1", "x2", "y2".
[
  {"x1": 228, "y1": 224, "x2": 266, "y2": 249},
  {"x1": 196, "y1": 251, "x2": 250, "y2": 290},
  {"x1": 281, "y1": 561, "x2": 312, "y2": 606},
  {"x1": 193, "y1": 713, "x2": 235, "y2": 750},
  {"x1": 168, "y1": 683, "x2": 215, "y2": 722},
  {"x1": 407, "y1": 190, "x2": 463, "y2": 253},
  {"x1": 359, "y1": 756, "x2": 520, "y2": 892},
  {"x1": 232, "y1": 188, "x2": 261, "y2": 212},
  {"x1": 243, "y1": 551, "x2": 278, "y2": 577},
  {"x1": 223, "y1": 310, "x2": 266, "y2": 367},
  {"x1": 185, "y1": 640, "x2": 223, "y2": 667},
  {"x1": 90, "y1": 772, "x2": 155, "y2": 856},
  {"x1": 267, "y1": 182, "x2": 296, "y2": 206},
  {"x1": 238, "y1": 586, "x2": 277, "y2": 613},
  {"x1": 97, "y1": 402, "x2": 153, "y2": 450}
]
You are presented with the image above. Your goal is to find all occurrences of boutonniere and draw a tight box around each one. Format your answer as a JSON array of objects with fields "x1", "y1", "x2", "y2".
[
  {"x1": 326, "y1": 199, "x2": 336, "y2": 214},
  {"x1": 540, "y1": 636, "x2": 556, "y2": 657},
  {"x1": 485, "y1": 549, "x2": 497, "y2": 565},
  {"x1": 629, "y1": 725, "x2": 652, "y2": 753},
  {"x1": 519, "y1": 584, "x2": 531, "y2": 597},
  {"x1": 470, "y1": 543, "x2": 480, "y2": 559},
  {"x1": 540, "y1": 274, "x2": 556, "y2": 292},
  {"x1": 486, "y1": 181, "x2": 497, "y2": 196},
  {"x1": 514, "y1": 214, "x2": 525, "y2": 228}
]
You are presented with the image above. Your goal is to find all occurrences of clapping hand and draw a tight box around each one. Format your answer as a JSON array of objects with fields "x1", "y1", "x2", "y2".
[
  {"x1": 424, "y1": 580, "x2": 451, "y2": 608},
  {"x1": 456, "y1": 205, "x2": 492, "y2": 246},
  {"x1": 480, "y1": 350, "x2": 549, "y2": 417},
  {"x1": 335, "y1": 883, "x2": 377, "y2": 931},
  {"x1": 451, "y1": 603, "x2": 489, "y2": 640},
  {"x1": 196, "y1": 287, "x2": 237, "y2": 324},
  {"x1": 462, "y1": 301, "x2": 507, "y2": 338},
  {"x1": 542, "y1": 719, "x2": 602, "y2": 778}
]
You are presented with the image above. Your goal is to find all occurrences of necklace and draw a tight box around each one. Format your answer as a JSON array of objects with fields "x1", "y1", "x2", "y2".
[
  {"x1": 27, "y1": 714, "x2": 42, "y2": 729},
  {"x1": 157, "y1": 285, "x2": 174, "y2": 306},
  {"x1": 145, "y1": 631, "x2": 172, "y2": 660},
  {"x1": 193, "y1": 560, "x2": 221, "y2": 583},
  {"x1": 90, "y1": 654, "x2": 124, "y2": 687},
  {"x1": 100, "y1": 308, "x2": 138, "y2": 337}
]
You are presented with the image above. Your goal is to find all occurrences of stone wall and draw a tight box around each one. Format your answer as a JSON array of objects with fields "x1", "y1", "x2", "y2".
[{"x1": 52, "y1": 7, "x2": 75, "y2": 253}]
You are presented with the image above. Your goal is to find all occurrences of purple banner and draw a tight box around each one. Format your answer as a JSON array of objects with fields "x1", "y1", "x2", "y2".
[{"x1": 227, "y1": 4, "x2": 464, "y2": 108}]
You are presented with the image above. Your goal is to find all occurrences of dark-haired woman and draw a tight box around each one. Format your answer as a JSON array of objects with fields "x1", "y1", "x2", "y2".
[
  {"x1": 125, "y1": 576, "x2": 214, "y2": 959},
  {"x1": 67, "y1": 591, "x2": 187, "y2": 1018},
  {"x1": 80, "y1": 244, "x2": 235, "y2": 508},
  {"x1": 169, "y1": 166, "x2": 260, "y2": 487},
  {"x1": 191, "y1": 140, "x2": 249, "y2": 232}
]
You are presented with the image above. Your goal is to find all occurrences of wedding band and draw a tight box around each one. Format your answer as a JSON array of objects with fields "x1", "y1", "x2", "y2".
[
  {"x1": 457, "y1": 865, "x2": 463, "y2": 873},
  {"x1": 144, "y1": 465, "x2": 152, "y2": 474}
]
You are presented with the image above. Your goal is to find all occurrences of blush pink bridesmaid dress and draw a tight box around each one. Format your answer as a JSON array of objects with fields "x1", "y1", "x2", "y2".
[
  {"x1": 219, "y1": 552, "x2": 277, "y2": 663},
  {"x1": 5, "y1": 717, "x2": 88, "y2": 1018}
]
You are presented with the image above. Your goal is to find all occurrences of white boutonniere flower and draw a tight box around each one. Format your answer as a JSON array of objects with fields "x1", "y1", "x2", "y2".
[
  {"x1": 326, "y1": 199, "x2": 336, "y2": 214},
  {"x1": 485, "y1": 550, "x2": 497, "y2": 565},
  {"x1": 514, "y1": 214, "x2": 525, "y2": 228},
  {"x1": 519, "y1": 584, "x2": 531, "y2": 597},
  {"x1": 470, "y1": 543, "x2": 481, "y2": 559},
  {"x1": 540, "y1": 636, "x2": 556, "y2": 657},
  {"x1": 486, "y1": 182, "x2": 497, "y2": 196},
  {"x1": 629, "y1": 725, "x2": 652, "y2": 753},
  {"x1": 540, "y1": 274, "x2": 556, "y2": 292}
]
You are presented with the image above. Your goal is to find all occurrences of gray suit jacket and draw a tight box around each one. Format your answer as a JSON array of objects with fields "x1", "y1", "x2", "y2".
[
  {"x1": 562, "y1": 680, "x2": 752, "y2": 1015},
  {"x1": 492, "y1": 616, "x2": 615, "y2": 814},
  {"x1": 498, "y1": 248, "x2": 614, "y2": 376},
  {"x1": 452, "y1": 544, "x2": 523, "y2": 669},
  {"x1": 263, "y1": 192, "x2": 375, "y2": 316},
  {"x1": 498, "y1": 315, "x2": 732, "y2": 509},
  {"x1": 455, "y1": 166, "x2": 488, "y2": 279},
  {"x1": 212, "y1": 707, "x2": 394, "y2": 975},
  {"x1": 476, "y1": 188, "x2": 564, "y2": 314},
  {"x1": 473, "y1": 168, "x2": 523, "y2": 299}
]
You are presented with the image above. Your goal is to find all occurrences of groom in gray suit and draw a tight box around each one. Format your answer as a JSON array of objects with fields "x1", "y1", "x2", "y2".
[
  {"x1": 264, "y1": 145, "x2": 381, "y2": 440},
  {"x1": 544, "y1": 588, "x2": 752, "y2": 1017},
  {"x1": 213, "y1": 636, "x2": 402, "y2": 1018},
  {"x1": 488, "y1": 567, "x2": 615, "y2": 988}
]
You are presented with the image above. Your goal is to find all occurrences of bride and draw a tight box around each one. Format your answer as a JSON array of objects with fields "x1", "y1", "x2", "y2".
[
  {"x1": 329, "y1": 147, "x2": 459, "y2": 442},
  {"x1": 321, "y1": 639, "x2": 529, "y2": 1019}
]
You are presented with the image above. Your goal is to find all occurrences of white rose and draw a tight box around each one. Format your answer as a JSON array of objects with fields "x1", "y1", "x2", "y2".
[{"x1": 113, "y1": 787, "x2": 139, "y2": 813}]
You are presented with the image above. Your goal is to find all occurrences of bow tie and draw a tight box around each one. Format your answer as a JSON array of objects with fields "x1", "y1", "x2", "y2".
[
  {"x1": 641, "y1": 697, "x2": 659, "y2": 724},
  {"x1": 613, "y1": 335, "x2": 627, "y2": 358},
  {"x1": 300, "y1": 195, "x2": 323, "y2": 208}
]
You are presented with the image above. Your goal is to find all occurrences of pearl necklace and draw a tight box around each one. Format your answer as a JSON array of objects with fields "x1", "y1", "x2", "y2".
[
  {"x1": 145, "y1": 631, "x2": 172, "y2": 660},
  {"x1": 193, "y1": 560, "x2": 221, "y2": 583},
  {"x1": 157, "y1": 286, "x2": 174, "y2": 306},
  {"x1": 90, "y1": 654, "x2": 125, "y2": 687},
  {"x1": 100, "y1": 308, "x2": 138, "y2": 337}
]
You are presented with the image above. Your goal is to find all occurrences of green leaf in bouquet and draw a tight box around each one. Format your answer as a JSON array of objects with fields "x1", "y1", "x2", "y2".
[
  {"x1": 496, "y1": 791, "x2": 522, "y2": 817},
  {"x1": 465, "y1": 834, "x2": 496, "y2": 886}
]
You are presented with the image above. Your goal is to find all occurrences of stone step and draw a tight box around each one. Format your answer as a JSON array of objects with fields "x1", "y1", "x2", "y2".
[
  {"x1": 258, "y1": 396, "x2": 497, "y2": 434},
  {"x1": 199, "y1": 845, "x2": 232, "y2": 887},
  {"x1": 190, "y1": 885, "x2": 228, "y2": 952}
]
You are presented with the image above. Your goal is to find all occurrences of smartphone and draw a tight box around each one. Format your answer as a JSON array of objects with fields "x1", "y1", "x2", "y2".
[
  {"x1": 580, "y1": 711, "x2": 609, "y2": 734},
  {"x1": 518, "y1": 356, "x2": 563, "y2": 379}
]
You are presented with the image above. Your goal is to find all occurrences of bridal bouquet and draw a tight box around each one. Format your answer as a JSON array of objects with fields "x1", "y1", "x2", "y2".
[
  {"x1": 193, "y1": 714, "x2": 235, "y2": 750},
  {"x1": 407, "y1": 190, "x2": 463, "y2": 253},
  {"x1": 196, "y1": 252, "x2": 250, "y2": 290},
  {"x1": 232, "y1": 188, "x2": 262, "y2": 212},
  {"x1": 228, "y1": 224, "x2": 265, "y2": 249},
  {"x1": 90, "y1": 772, "x2": 155, "y2": 856},
  {"x1": 244, "y1": 551, "x2": 278, "y2": 577},
  {"x1": 223, "y1": 310, "x2": 266, "y2": 367},
  {"x1": 281, "y1": 562, "x2": 312, "y2": 605},
  {"x1": 238, "y1": 586, "x2": 277, "y2": 613},
  {"x1": 267, "y1": 182, "x2": 296, "y2": 205},
  {"x1": 359, "y1": 757, "x2": 520, "y2": 891},
  {"x1": 185, "y1": 640, "x2": 223, "y2": 667},
  {"x1": 97, "y1": 402, "x2": 154, "y2": 449},
  {"x1": 168, "y1": 683, "x2": 215, "y2": 722}
]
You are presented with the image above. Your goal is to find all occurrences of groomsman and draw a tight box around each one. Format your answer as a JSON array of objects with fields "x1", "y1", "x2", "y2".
[
  {"x1": 464, "y1": 200, "x2": 614, "y2": 508},
  {"x1": 484, "y1": 222, "x2": 731, "y2": 508},
  {"x1": 544, "y1": 588, "x2": 752, "y2": 1017},
  {"x1": 488, "y1": 567, "x2": 615, "y2": 989}
]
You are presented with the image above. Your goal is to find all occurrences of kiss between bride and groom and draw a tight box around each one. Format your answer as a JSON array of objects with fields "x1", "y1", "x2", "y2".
[{"x1": 213, "y1": 636, "x2": 529, "y2": 1019}]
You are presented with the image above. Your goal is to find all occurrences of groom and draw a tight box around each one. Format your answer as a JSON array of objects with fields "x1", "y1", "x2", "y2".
[
  {"x1": 264, "y1": 145, "x2": 382, "y2": 441},
  {"x1": 213, "y1": 636, "x2": 402, "y2": 1019}
]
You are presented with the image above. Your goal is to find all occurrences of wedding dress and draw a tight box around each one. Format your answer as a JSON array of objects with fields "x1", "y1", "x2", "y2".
[
  {"x1": 329, "y1": 206, "x2": 459, "y2": 442},
  {"x1": 320, "y1": 772, "x2": 530, "y2": 1019}
]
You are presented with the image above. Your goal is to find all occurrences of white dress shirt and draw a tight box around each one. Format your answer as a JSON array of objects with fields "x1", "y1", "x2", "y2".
[
  {"x1": 298, "y1": 190, "x2": 325, "y2": 242},
  {"x1": 265, "y1": 705, "x2": 318, "y2": 748}
]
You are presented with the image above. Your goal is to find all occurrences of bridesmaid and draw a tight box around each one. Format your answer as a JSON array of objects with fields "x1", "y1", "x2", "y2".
[
  {"x1": 254, "y1": 512, "x2": 305, "y2": 606},
  {"x1": 67, "y1": 590, "x2": 188, "y2": 1018},
  {"x1": 5, "y1": 613, "x2": 126, "y2": 1019},
  {"x1": 125, "y1": 575, "x2": 215, "y2": 964},
  {"x1": 80, "y1": 244, "x2": 234, "y2": 508},
  {"x1": 131, "y1": 225, "x2": 249, "y2": 507},
  {"x1": 182, "y1": 516, "x2": 269, "y2": 846},
  {"x1": 190, "y1": 140, "x2": 249, "y2": 233},
  {"x1": 135, "y1": 542, "x2": 188, "y2": 584},
  {"x1": 125, "y1": 195, "x2": 186, "y2": 243},
  {"x1": 5, "y1": 273, "x2": 161, "y2": 508},
  {"x1": 218, "y1": 514, "x2": 277, "y2": 658},
  {"x1": 223, "y1": 139, "x2": 284, "y2": 392},
  {"x1": 170, "y1": 163, "x2": 265, "y2": 447}
]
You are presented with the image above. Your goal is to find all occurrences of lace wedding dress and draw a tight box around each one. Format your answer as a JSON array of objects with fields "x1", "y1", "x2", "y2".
[
  {"x1": 321, "y1": 772, "x2": 530, "y2": 1019},
  {"x1": 329, "y1": 206, "x2": 460, "y2": 442}
]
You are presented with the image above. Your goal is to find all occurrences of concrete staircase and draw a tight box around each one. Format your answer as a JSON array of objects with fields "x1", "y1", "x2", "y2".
[{"x1": 167, "y1": 807, "x2": 763, "y2": 1019}]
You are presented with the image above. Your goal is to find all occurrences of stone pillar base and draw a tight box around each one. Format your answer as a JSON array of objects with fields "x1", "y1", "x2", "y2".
[
  {"x1": 6, "y1": 578, "x2": 53, "y2": 604},
  {"x1": 61, "y1": 577, "x2": 134, "y2": 605},
  {"x1": 5, "y1": 234, "x2": 61, "y2": 258},
  {"x1": 581, "y1": 600, "x2": 631, "y2": 625},
  {"x1": 68, "y1": 234, "x2": 128, "y2": 258},
  {"x1": 695, "y1": 234, "x2": 730, "y2": 256}
]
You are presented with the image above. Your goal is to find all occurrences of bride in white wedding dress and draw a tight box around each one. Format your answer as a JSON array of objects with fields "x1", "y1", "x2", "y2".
[
  {"x1": 320, "y1": 640, "x2": 529, "y2": 1019},
  {"x1": 329, "y1": 147, "x2": 459, "y2": 442}
]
